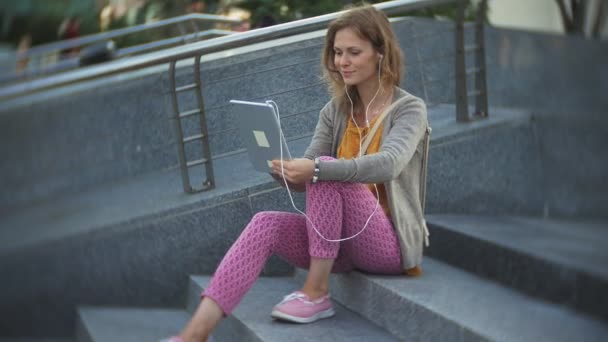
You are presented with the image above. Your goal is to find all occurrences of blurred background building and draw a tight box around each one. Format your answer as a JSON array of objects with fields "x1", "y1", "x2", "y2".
[
  {"x1": 0, "y1": 0, "x2": 605, "y2": 89},
  {"x1": 488, "y1": 0, "x2": 607, "y2": 38},
  {"x1": 0, "y1": 0, "x2": 605, "y2": 51}
]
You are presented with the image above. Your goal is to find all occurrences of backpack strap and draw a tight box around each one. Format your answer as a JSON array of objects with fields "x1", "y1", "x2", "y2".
[{"x1": 359, "y1": 96, "x2": 408, "y2": 156}]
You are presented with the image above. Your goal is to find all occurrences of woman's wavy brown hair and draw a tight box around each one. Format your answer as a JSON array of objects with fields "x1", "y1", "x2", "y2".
[{"x1": 322, "y1": 4, "x2": 404, "y2": 114}]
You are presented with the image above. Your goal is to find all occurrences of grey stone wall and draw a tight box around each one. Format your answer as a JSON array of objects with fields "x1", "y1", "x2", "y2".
[{"x1": 486, "y1": 26, "x2": 608, "y2": 218}]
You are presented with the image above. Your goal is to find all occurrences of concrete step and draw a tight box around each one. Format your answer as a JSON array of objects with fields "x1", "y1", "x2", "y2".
[
  {"x1": 296, "y1": 258, "x2": 608, "y2": 342},
  {"x1": 0, "y1": 108, "x2": 537, "y2": 338},
  {"x1": 0, "y1": 136, "x2": 310, "y2": 256},
  {"x1": 186, "y1": 275, "x2": 399, "y2": 342},
  {"x1": 425, "y1": 214, "x2": 608, "y2": 321},
  {"x1": 75, "y1": 307, "x2": 190, "y2": 342},
  {"x1": 0, "y1": 137, "x2": 310, "y2": 338},
  {"x1": 0, "y1": 107, "x2": 529, "y2": 256}
]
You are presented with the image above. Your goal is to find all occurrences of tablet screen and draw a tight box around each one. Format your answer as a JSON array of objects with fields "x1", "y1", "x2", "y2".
[{"x1": 230, "y1": 100, "x2": 292, "y2": 173}]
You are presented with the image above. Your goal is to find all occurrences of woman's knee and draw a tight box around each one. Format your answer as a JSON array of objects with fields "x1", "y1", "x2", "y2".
[
  {"x1": 246, "y1": 211, "x2": 277, "y2": 233},
  {"x1": 234, "y1": 212, "x2": 281, "y2": 252},
  {"x1": 245, "y1": 211, "x2": 296, "y2": 239}
]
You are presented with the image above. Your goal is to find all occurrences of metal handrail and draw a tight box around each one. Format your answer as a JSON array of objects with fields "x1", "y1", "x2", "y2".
[
  {"x1": 0, "y1": 0, "x2": 455, "y2": 100},
  {"x1": 114, "y1": 29, "x2": 234, "y2": 58},
  {"x1": 0, "y1": 28, "x2": 235, "y2": 84},
  {"x1": 2, "y1": 13, "x2": 241, "y2": 63}
]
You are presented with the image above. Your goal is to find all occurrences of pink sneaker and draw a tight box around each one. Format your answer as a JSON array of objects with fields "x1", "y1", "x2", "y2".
[{"x1": 271, "y1": 291, "x2": 335, "y2": 323}]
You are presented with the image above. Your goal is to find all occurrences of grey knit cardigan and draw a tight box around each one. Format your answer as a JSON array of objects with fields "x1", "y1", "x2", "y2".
[{"x1": 303, "y1": 87, "x2": 429, "y2": 270}]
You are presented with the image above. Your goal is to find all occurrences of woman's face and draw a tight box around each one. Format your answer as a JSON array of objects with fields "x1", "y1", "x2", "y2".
[{"x1": 333, "y1": 27, "x2": 378, "y2": 88}]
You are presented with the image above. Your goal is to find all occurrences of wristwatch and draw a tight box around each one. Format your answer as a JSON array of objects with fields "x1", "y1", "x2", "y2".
[{"x1": 312, "y1": 157, "x2": 320, "y2": 183}]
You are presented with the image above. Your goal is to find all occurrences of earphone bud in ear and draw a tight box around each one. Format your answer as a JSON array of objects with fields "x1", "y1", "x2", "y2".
[{"x1": 378, "y1": 54, "x2": 384, "y2": 60}]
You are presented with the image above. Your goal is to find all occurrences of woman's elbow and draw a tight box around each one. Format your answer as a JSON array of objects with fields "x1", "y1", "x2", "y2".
[
  {"x1": 386, "y1": 155, "x2": 407, "y2": 180},
  {"x1": 367, "y1": 167, "x2": 397, "y2": 183},
  {"x1": 389, "y1": 166, "x2": 402, "y2": 180}
]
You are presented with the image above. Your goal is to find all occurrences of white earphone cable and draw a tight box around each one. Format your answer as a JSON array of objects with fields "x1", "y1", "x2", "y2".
[{"x1": 267, "y1": 56, "x2": 384, "y2": 242}]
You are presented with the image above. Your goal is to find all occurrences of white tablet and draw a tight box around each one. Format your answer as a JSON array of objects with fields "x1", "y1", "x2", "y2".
[{"x1": 229, "y1": 99, "x2": 292, "y2": 173}]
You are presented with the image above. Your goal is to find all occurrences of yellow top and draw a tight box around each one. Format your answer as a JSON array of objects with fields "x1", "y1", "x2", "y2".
[
  {"x1": 337, "y1": 114, "x2": 390, "y2": 216},
  {"x1": 336, "y1": 112, "x2": 424, "y2": 277}
]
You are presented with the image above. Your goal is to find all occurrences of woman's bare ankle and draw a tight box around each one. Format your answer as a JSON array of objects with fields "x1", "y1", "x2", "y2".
[
  {"x1": 179, "y1": 297, "x2": 223, "y2": 342},
  {"x1": 300, "y1": 286, "x2": 329, "y2": 300},
  {"x1": 180, "y1": 332, "x2": 208, "y2": 342}
]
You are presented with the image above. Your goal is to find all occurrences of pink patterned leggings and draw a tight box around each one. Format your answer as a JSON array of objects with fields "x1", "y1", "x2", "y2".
[{"x1": 203, "y1": 160, "x2": 403, "y2": 315}]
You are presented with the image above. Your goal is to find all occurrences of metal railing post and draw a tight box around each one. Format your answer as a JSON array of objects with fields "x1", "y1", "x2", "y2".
[
  {"x1": 193, "y1": 55, "x2": 215, "y2": 191},
  {"x1": 167, "y1": 56, "x2": 215, "y2": 193},
  {"x1": 474, "y1": 0, "x2": 489, "y2": 117},
  {"x1": 168, "y1": 61, "x2": 193, "y2": 193},
  {"x1": 454, "y1": 0, "x2": 470, "y2": 122}
]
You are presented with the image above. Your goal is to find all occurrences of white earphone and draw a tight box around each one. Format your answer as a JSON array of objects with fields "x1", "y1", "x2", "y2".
[{"x1": 269, "y1": 50, "x2": 385, "y2": 243}]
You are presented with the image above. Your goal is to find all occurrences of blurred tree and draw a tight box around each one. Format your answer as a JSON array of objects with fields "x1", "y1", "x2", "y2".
[
  {"x1": 235, "y1": 0, "x2": 477, "y2": 28},
  {"x1": 236, "y1": 0, "x2": 343, "y2": 27},
  {"x1": 2, "y1": 0, "x2": 97, "y2": 47},
  {"x1": 402, "y1": 2, "x2": 479, "y2": 21},
  {"x1": 555, "y1": 0, "x2": 606, "y2": 38}
]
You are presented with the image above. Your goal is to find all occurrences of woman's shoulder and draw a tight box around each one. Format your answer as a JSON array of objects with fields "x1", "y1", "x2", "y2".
[
  {"x1": 392, "y1": 87, "x2": 427, "y2": 115},
  {"x1": 320, "y1": 96, "x2": 342, "y2": 117},
  {"x1": 386, "y1": 87, "x2": 427, "y2": 129}
]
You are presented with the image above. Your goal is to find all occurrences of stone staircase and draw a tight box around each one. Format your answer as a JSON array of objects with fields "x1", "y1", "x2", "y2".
[
  {"x1": 4, "y1": 104, "x2": 605, "y2": 341},
  {"x1": 72, "y1": 214, "x2": 608, "y2": 341},
  {"x1": 1, "y1": 15, "x2": 607, "y2": 342}
]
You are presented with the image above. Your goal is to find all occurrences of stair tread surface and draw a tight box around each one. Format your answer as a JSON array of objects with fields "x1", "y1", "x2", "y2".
[
  {"x1": 335, "y1": 258, "x2": 608, "y2": 342},
  {"x1": 426, "y1": 214, "x2": 608, "y2": 280},
  {"x1": 190, "y1": 275, "x2": 399, "y2": 341},
  {"x1": 77, "y1": 307, "x2": 189, "y2": 342},
  {"x1": 0, "y1": 136, "x2": 311, "y2": 254}
]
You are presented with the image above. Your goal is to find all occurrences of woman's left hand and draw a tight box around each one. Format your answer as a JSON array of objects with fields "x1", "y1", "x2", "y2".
[{"x1": 271, "y1": 158, "x2": 315, "y2": 184}]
